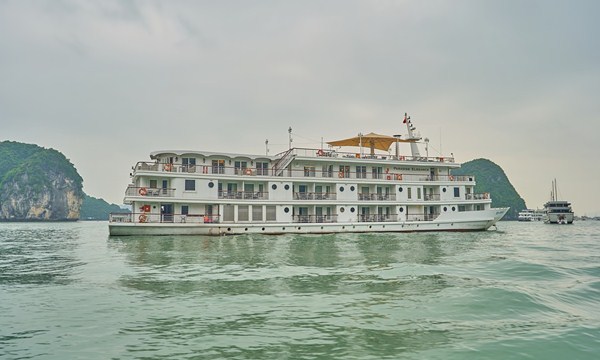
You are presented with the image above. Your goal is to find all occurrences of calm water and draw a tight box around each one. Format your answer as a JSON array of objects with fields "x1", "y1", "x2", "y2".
[{"x1": 1, "y1": 221, "x2": 599, "y2": 359}]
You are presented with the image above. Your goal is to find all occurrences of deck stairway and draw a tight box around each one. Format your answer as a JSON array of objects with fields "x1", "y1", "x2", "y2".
[{"x1": 272, "y1": 148, "x2": 295, "y2": 176}]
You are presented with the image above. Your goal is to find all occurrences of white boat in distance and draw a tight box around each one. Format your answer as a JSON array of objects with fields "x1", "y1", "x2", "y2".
[
  {"x1": 109, "y1": 114, "x2": 509, "y2": 236},
  {"x1": 518, "y1": 209, "x2": 544, "y2": 221},
  {"x1": 543, "y1": 179, "x2": 574, "y2": 224}
]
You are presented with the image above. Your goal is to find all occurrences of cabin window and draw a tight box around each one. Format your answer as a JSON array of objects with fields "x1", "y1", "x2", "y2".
[
  {"x1": 238, "y1": 205, "x2": 249, "y2": 221},
  {"x1": 182, "y1": 158, "x2": 196, "y2": 172},
  {"x1": 149, "y1": 180, "x2": 157, "y2": 188},
  {"x1": 181, "y1": 205, "x2": 189, "y2": 215},
  {"x1": 266, "y1": 206, "x2": 276, "y2": 221},
  {"x1": 252, "y1": 206, "x2": 263, "y2": 222},
  {"x1": 454, "y1": 187, "x2": 460, "y2": 198},
  {"x1": 417, "y1": 188, "x2": 422, "y2": 200},
  {"x1": 356, "y1": 166, "x2": 367, "y2": 179},
  {"x1": 339, "y1": 165, "x2": 350, "y2": 178},
  {"x1": 234, "y1": 161, "x2": 248, "y2": 175},
  {"x1": 256, "y1": 162, "x2": 269, "y2": 175},
  {"x1": 372, "y1": 167, "x2": 383, "y2": 179},
  {"x1": 223, "y1": 205, "x2": 234, "y2": 221},
  {"x1": 322, "y1": 165, "x2": 333, "y2": 178},
  {"x1": 407, "y1": 187, "x2": 412, "y2": 199},
  {"x1": 304, "y1": 166, "x2": 316, "y2": 177},
  {"x1": 185, "y1": 180, "x2": 195, "y2": 191},
  {"x1": 212, "y1": 160, "x2": 225, "y2": 174}
]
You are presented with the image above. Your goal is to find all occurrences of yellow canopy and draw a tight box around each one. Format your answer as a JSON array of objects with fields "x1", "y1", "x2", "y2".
[{"x1": 327, "y1": 132, "x2": 412, "y2": 154}]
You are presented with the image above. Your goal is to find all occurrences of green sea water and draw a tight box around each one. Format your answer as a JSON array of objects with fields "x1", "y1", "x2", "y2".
[{"x1": 1, "y1": 221, "x2": 599, "y2": 359}]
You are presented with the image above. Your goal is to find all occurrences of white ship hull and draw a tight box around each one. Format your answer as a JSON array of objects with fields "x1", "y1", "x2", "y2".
[
  {"x1": 544, "y1": 212, "x2": 574, "y2": 224},
  {"x1": 109, "y1": 208, "x2": 508, "y2": 236}
]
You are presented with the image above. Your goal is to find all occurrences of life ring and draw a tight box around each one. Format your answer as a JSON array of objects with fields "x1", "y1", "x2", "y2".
[
  {"x1": 164, "y1": 163, "x2": 173, "y2": 171},
  {"x1": 338, "y1": 171, "x2": 344, "y2": 178},
  {"x1": 143, "y1": 204, "x2": 151, "y2": 212},
  {"x1": 396, "y1": 174, "x2": 402, "y2": 181},
  {"x1": 138, "y1": 187, "x2": 148, "y2": 196},
  {"x1": 385, "y1": 168, "x2": 390, "y2": 174},
  {"x1": 386, "y1": 175, "x2": 392, "y2": 180},
  {"x1": 203, "y1": 215, "x2": 210, "y2": 223},
  {"x1": 138, "y1": 214, "x2": 147, "y2": 223},
  {"x1": 317, "y1": 149, "x2": 324, "y2": 156},
  {"x1": 245, "y1": 168, "x2": 252, "y2": 175},
  {"x1": 449, "y1": 175, "x2": 454, "y2": 181},
  {"x1": 399, "y1": 156, "x2": 405, "y2": 161}
]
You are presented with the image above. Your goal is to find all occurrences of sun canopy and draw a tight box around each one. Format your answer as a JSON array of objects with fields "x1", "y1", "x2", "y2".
[{"x1": 327, "y1": 132, "x2": 412, "y2": 154}]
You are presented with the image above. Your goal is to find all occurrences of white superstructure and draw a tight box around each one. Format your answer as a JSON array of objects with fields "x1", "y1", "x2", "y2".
[
  {"x1": 543, "y1": 179, "x2": 574, "y2": 224},
  {"x1": 109, "y1": 115, "x2": 508, "y2": 236},
  {"x1": 517, "y1": 209, "x2": 544, "y2": 221}
]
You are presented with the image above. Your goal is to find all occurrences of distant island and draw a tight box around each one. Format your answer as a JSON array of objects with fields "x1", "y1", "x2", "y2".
[
  {"x1": 1, "y1": 140, "x2": 525, "y2": 222},
  {"x1": 0, "y1": 141, "x2": 124, "y2": 221}
]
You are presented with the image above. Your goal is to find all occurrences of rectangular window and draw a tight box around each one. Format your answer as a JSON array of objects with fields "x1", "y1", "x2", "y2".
[
  {"x1": 372, "y1": 167, "x2": 383, "y2": 179},
  {"x1": 339, "y1": 165, "x2": 350, "y2": 178},
  {"x1": 408, "y1": 187, "x2": 412, "y2": 199},
  {"x1": 356, "y1": 166, "x2": 367, "y2": 179},
  {"x1": 234, "y1": 161, "x2": 248, "y2": 175},
  {"x1": 149, "y1": 179, "x2": 157, "y2": 188},
  {"x1": 185, "y1": 179, "x2": 195, "y2": 191},
  {"x1": 181, "y1": 205, "x2": 189, "y2": 215},
  {"x1": 212, "y1": 160, "x2": 225, "y2": 174},
  {"x1": 182, "y1": 158, "x2": 196, "y2": 172},
  {"x1": 322, "y1": 165, "x2": 333, "y2": 178},
  {"x1": 266, "y1": 206, "x2": 276, "y2": 221},
  {"x1": 256, "y1": 162, "x2": 269, "y2": 175},
  {"x1": 304, "y1": 166, "x2": 316, "y2": 177},
  {"x1": 417, "y1": 187, "x2": 422, "y2": 199},
  {"x1": 454, "y1": 187, "x2": 460, "y2": 197},
  {"x1": 252, "y1": 206, "x2": 263, "y2": 222},
  {"x1": 238, "y1": 205, "x2": 249, "y2": 221}
]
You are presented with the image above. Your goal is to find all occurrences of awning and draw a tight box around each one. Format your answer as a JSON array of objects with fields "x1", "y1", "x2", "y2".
[{"x1": 327, "y1": 132, "x2": 411, "y2": 154}]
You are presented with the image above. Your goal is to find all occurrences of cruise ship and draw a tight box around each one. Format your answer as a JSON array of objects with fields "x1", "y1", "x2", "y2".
[
  {"x1": 109, "y1": 115, "x2": 509, "y2": 236},
  {"x1": 517, "y1": 209, "x2": 544, "y2": 221},
  {"x1": 543, "y1": 179, "x2": 574, "y2": 224}
]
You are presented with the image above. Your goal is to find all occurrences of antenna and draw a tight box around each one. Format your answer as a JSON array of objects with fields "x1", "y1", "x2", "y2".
[
  {"x1": 288, "y1": 127, "x2": 293, "y2": 150},
  {"x1": 265, "y1": 139, "x2": 269, "y2": 156}
]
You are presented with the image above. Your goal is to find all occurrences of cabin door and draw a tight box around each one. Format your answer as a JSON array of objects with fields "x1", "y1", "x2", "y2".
[{"x1": 161, "y1": 203, "x2": 173, "y2": 222}]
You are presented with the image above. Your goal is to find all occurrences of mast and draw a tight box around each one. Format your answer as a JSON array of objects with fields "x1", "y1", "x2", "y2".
[{"x1": 404, "y1": 113, "x2": 422, "y2": 157}]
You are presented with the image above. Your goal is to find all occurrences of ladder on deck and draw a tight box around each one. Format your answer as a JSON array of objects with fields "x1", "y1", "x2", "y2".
[{"x1": 272, "y1": 148, "x2": 295, "y2": 176}]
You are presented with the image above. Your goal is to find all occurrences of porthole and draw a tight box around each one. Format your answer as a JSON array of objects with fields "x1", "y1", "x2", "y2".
[
  {"x1": 350, "y1": 186, "x2": 355, "y2": 191},
  {"x1": 452, "y1": 206, "x2": 456, "y2": 211},
  {"x1": 369, "y1": 225, "x2": 372, "y2": 229},
  {"x1": 342, "y1": 226, "x2": 345, "y2": 229},
  {"x1": 443, "y1": 207, "x2": 448, "y2": 212},
  {"x1": 262, "y1": 227, "x2": 265, "y2": 231},
  {"x1": 284, "y1": 184, "x2": 290, "y2": 190},
  {"x1": 398, "y1": 187, "x2": 403, "y2": 192},
  {"x1": 208, "y1": 182, "x2": 214, "y2": 188},
  {"x1": 399, "y1": 207, "x2": 404, "y2": 213},
  {"x1": 298, "y1": 227, "x2": 301, "y2": 230},
  {"x1": 284, "y1": 207, "x2": 290, "y2": 213},
  {"x1": 282, "y1": 227, "x2": 286, "y2": 230},
  {"x1": 272, "y1": 184, "x2": 278, "y2": 190},
  {"x1": 245, "y1": 228, "x2": 248, "y2": 231},
  {"x1": 321, "y1": 226, "x2": 324, "y2": 229},
  {"x1": 340, "y1": 207, "x2": 345, "y2": 213},
  {"x1": 350, "y1": 207, "x2": 355, "y2": 213},
  {"x1": 443, "y1": 188, "x2": 447, "y2": 192},
  {"x1": 227, "y1": 227, "x2": 231, "y2": 231},
  {"x1": 339, "y1": 186, "x2": 345, "y2": 192}
]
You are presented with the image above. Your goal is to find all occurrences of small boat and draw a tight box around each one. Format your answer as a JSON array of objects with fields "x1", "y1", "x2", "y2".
[{"x1": 543, "y1": 179, "x2": 574, "y2": 224}]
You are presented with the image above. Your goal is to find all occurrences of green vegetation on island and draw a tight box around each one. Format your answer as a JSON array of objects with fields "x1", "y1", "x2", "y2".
[
  {"x1": 80, "y1": 195, "x2": 126, "y2": 220},
  {"x1": 451, "y1": 158, "x2": 526, "y2": 220}
]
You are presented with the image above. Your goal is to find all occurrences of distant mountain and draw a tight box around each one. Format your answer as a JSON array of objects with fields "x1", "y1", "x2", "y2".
[
  {"x1": 452, "y1": 158, "x2": 526, "y2": 220},
  {"x1": 80, "y1": 195, "x2": 126, "y2": 221},
  {"x1": 0, "y1": 141, "x2": 83, "y2": 221}
]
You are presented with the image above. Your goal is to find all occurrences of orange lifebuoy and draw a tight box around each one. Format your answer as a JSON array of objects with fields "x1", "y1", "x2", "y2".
[
  {"x1": 396, "y1": 174, "x2": 402, "y2": 180},
  {"x1": 245, "y1": 168, "x2": 252, "y2": 175},
  {"x1": 399, "y1": 156, "x2": 405, "y2": 160},
  {"x1": 317, "y1": 149, "x2": 324, "y2": 156},
  {"x1": 164, "y1": 163, "x2": 173, "y2": 171},
  {"x1": 138, "y1": 187, "x2": 148, "y2": 196},
  {"x1": 138, "y1": 214, "x2": 147, "y2": 223},
  {"x1": 143, "y1": 204, "x2": 151, "y2": 212},
  {"x1": 338, "y1": 171, "x2": 344, "y2": 178},
  {"x1": 449, "y1": 175, "x2": 454, "y2": 181},
  {"x1": 386, "y1": 175, "x2": 392, "y2": 180}
]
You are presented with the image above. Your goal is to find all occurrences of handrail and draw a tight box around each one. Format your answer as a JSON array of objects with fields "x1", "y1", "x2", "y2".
[
  {"x1": 218, "y1": 191, "x2": 269, "y2": 200},
  {"x1": 292, "y1": 215, "x2": 338, "y2": 223},
  {"x1": 109, "y1": 212, "x2": 220, "y2": 224},
  {"x1": 126, "y1": 186, "x2": 176, "y2": 197},
  {"x1": 272, "y1": 148, "x2": 295, "y2": 176},
  {"x1": 293, "y1": 192, "x2": 337, "y2": 200}
]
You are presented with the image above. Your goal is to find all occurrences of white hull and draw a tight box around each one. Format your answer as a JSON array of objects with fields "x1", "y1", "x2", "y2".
[
  {"x1": 109, "y1": 208, "x2": 509, "y2": 236},
  {"x1": 544, "y1": 212, "x2": 574, "y2": 224}
]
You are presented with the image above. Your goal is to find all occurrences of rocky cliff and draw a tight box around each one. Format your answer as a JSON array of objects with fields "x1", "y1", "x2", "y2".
[{"x1": 0, "y1": 141, "x2": 83, "y2": 221}]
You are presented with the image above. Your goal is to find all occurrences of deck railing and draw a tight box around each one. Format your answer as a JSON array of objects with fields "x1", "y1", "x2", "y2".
[
  {"x1": 357, "y1": 193, "x2": 397, "y2": 201},
  {"x1": 109, "y1": 212, "x2": 220, "y2": 224},
  {"x1": 293, "y1": 192, "x2": 337, "y2": 200},
  {"x1": 292, "y1": 215, "x2": 338, "y2": 223},
  {"x1": 218, "y1": 191, "x2": 269, "y2": 200},
  {"x1": 126, "y1": 186, "x2": 176, "y2": 197},
  {"x1": 358, "y1": 214, "x2": 398, "y2": 222},
  {"x1": 466, "y1": 193, "x2": 490, "y2": 200}
]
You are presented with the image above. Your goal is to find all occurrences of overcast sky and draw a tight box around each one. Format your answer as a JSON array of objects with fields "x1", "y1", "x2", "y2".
[{"x1": 1, "y1": 0, "x2": 599, "y2": 215}]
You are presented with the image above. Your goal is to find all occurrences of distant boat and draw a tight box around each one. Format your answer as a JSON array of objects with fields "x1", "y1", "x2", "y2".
[
  {"x1": 543, "y1": 179, "x2": 574, "y2": 224},
  {"x1": 517, "y1": 209, "x2": 544, "y2": 222}
]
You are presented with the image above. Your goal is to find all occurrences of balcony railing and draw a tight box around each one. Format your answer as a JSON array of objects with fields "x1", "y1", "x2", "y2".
[
  {"x1": 109, "y1": 212, "x2": 220, "y2": 224},
  {"x1": 126, "y1": 186, "x2": 175, "y2": 197},
  {"x1": 218, "y1": 191, "x2": 269, "y2": 200},
  {"x1": 358, "y1": 214, "x2": 398, "y2": 222},
  {"x1": 423, "y1": 194, "x2": 441, "y2": 201},
  {"x1": 292, "y1": 215, "x2": 338, "y2": 223},
  {"x1": 466, "y1": 193, "x2": 490, "y2": 200},
  {"x1": 405, "y1": 213, "x2": 440, "y2": 221},
  {"x1": 293, "y1": 192, "x2": 337, "y2": 200},
  {"x1": 357, "y1": 193, "x2": 396, "y2": 201}
]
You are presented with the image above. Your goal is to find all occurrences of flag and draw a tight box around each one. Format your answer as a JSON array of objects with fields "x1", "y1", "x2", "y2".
[{"x1": 403, "y1": 113, "x2": 407, "y2": 124}]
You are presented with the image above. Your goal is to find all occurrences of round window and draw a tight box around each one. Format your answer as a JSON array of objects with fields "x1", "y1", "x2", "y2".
[
  {"x1": 284, "y1": 184, "x2": 290, "y2": 190},
  {"x1": 340, "y1": 207, "x2": 345, "y2": 213},
  {"x1": 443, "y1": 188, "x2": 447, "y2": 192},
  {"x1": 443, "y1": 207, "x2": 448, "y2": 212},
  {"x1": 339, "y1": 186, "x2": 345, "y2": 192},
  {"x1": 398, "y1": 187, "x2": 403, "y2": 192},
  {"x1": 350, "y1": 207, "x2": 355, "y2": 213},
  {"x1": 399, "y1": 207, "x2": 404, "y2": 213},
  {"x1": 452, "y1": 206, "x2": 456, "y2": 211},
  {"x1": 272, "y1": 184, "x2": 278, "y2": 190},
  {"x1": 284, "y1": 207, "x2": 289, "y2": 213},
  {"x1": 208, "y1": 182, "x2": 214, "y2": 188},
  {"x1": 350, "y1": 186, "x2": 355, "y2": 191}
]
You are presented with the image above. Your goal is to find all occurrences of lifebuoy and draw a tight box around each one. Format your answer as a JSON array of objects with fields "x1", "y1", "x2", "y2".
[
  {"x1": 386, "y1": 175, "x2": 392, "y2": 180},
  {"x1": 396, "y1": 174, "x2": 402, "y2": 180},
  {"x1": 449, "y1": 175, "x2": 454, "y2": 181},
  {"x1": 338, "y1": 171, "x2": 344, "y2": 178},
  {"x1": 399, "y1": 156, "x2": 405, "y2": 161},
  {"x1": 317, "y1": 149, "x2": 324, "y2": 156},
  {"x1": 138, "y1": 214, "x2": 147, "y2": 223},
  {"x1": 245, "y1": 169, "x2": 252, "y2": 175},
  {"x1": 143, "y1": 204, "x2": 151, "y2": 212},
  {"x1": 138, "y1": 187, "x2": 148, "y2": 196},
  {"x1": 164, "y1": 163, "x2": 173, "y2": 171},
  {"x1": 203, "y1": 215, "x2": 210, "y2": 223},
  {"x1": 385, "y1": 168, "x2": 390, "y2": 174}
]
